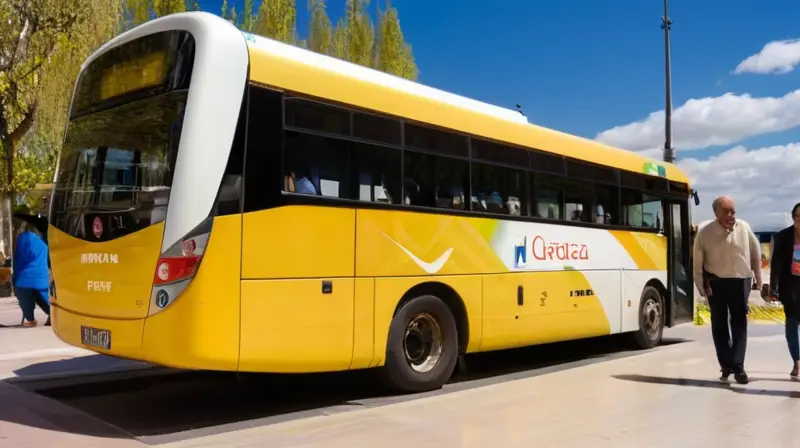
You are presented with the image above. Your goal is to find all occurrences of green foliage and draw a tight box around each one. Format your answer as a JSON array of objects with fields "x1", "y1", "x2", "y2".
[
  {"x1": 0, "y1": 0, "x2": 419, "y2": 207},
  {"x1": 229, "y1": 5, "x2": 239, "y2": 26},
  {"x1": 343, "y1": 0, "x2": 374, "y2": 66},
  {"x1": 375, "y1": 2, "x2": 417, "y2": 79},
  {"x1": 306, "y1": 0, "x2": 418, "y2": 80},
  {"x1": 0, "y1": 0, "x2": 96, "y2": 194},
  {"x1": 254, "y1": 0, "x2": 298, "y2": 44},
  {"x1": 154, "y1": 0, "x2": 185, "y2": 17},
  {"x1": 241, "y1": 0, "x2": 255, "y2": 31},
  {"x1": 308, "y1": 0, "x2": 332, "y2": 55}
]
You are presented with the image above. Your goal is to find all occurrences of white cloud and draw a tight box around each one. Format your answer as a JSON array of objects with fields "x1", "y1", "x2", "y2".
[
  {"x1": 734, "y1": 38, "x2": 800, "y2": 75},
  {"x1": 679, "y1": 142, "x2": 800, "y2": 230},
  {"x1": 595, "y1": 89, "x2": 800, "y2": 153}
]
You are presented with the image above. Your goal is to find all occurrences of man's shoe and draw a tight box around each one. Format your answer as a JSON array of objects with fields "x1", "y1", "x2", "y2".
[
  {"x1": 791, "y1": 362, "x2": 799, "y2": 379},
  {"x1": 719, "y1": 368, "x2": 732, "y2": 383},
  {"x1": 44, "y1": 316, "x2": 51, "y2": 327},
  {"x1": 22, "y1": 319, "x2": 37, "y2": 328},
  {"x1": 734, "y1": 371, "x2": 749, "y2": 385}
]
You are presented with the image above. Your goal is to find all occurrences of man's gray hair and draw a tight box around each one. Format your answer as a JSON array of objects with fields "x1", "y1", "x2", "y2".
[{"x1": 711, "y1": 196, "x2": 732, "y2": 212}]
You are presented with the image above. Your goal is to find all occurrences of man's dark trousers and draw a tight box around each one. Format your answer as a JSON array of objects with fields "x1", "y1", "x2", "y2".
[{"x1": 707, "y1": 277, "x2": 751, "y2": 372}]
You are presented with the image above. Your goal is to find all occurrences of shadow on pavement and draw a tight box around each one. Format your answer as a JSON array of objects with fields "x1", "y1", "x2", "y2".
[
  {"x1": 614, "y1": 374, "x2": 800, "y2": 398},
  {"x1": 0, "y1": 381, "x2": 130, "y2": 439},
  {"x1": 11, "y1": 354, "x2": 150, "y2": 379},
  {"x1": 0, "y1": 335, "x2": 690, "y2": 444}
]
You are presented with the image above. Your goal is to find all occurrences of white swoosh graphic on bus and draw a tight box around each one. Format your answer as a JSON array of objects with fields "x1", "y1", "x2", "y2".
[{"x1": 381, "y1": 232, "x2": 453, "y2": 274}]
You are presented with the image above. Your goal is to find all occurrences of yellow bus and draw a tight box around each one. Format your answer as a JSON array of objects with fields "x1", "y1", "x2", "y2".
[{"x1": 48, "y1": 12, "x2": 696, "y2": 392}]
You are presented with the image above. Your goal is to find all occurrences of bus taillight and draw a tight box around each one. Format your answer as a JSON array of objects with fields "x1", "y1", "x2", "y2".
[
  {"x1": 153, "y1": 255, "x2": 201, "y2": 285},
  {"x1": 148, "y1": 218, "x2": 213, "y2": 315}
]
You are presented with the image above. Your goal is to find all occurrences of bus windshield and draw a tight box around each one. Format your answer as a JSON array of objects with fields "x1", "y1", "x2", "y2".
[{"x1": 50, "y1": 90, "x2": 187, "y2": 242}]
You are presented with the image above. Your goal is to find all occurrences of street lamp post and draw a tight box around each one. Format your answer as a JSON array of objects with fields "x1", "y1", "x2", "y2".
[{"x1": 661, "y1": 0, "x2": 675, "y2": 164}]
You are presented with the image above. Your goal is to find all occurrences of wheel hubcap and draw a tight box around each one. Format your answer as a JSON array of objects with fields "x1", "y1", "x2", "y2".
[
  {"x1": 644, "y1": 297, "x2": 661, "y2": 340},
  {"x1": 403, "y1": 313, "x2": 443, "y2": 373}
]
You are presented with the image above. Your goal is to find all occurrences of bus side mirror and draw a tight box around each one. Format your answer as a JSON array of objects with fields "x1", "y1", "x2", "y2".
[{"x1": 691, "y1": 189, "x2": 700, "y2": 206}]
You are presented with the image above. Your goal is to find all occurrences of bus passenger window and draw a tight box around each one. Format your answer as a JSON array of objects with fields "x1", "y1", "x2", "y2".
[
  {"x1": 621, "y1": 189, "x2": 663, "y2": 229},
  {"x1": 594, "y1": 184, "x2": 619, "y2": 225},
  {"x1": 471, "y1": 162, "x2": 527, "y2": 215},
  {"x1": 562, "y1": 179, "x2": 592, "y2": 223},
  {"x1": 532, "y1": 175, "x2": 562, "y2": 219},
  {"x1": 352, "y1": 142, "x2": 401, "y2": 204},
  {"x1": 403, "y1": 152, "x2": 468, "y2": 210},
  {"x1": 283, "y1": 131, "x2": 350, "y2": 199}
]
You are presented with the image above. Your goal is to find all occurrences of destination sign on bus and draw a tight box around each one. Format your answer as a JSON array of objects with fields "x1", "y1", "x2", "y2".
[{"x1": 99, "y1": 51, "x2": 166, "y2": 101}]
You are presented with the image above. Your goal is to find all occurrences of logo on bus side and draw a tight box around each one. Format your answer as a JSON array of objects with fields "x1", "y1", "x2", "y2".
[
  {"x1": 513, "y1": 236, "x2": 527, "y2": 268},
  {"x1": 92, "y1": 217, "x2": 103, "y2": 239},
  {"x1": 531, "y1": 235, "x2": 589, "y2": 261}
]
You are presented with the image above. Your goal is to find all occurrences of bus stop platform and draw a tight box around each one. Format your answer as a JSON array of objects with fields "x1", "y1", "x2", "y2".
[
  {"x1": 2, "y1": 323, "x2": 800, "y2": 447},
  {"x1": 161, "y1": 324, "x2": 800, "y2": 448}
]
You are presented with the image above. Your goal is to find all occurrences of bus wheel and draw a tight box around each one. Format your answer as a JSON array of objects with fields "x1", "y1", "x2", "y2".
[
  {"x1": 628, "y1": 286, "x2": 664, "y2": 349},
  {"x1": 382, "y1": 295, "x2": 458, "y2": 393}
]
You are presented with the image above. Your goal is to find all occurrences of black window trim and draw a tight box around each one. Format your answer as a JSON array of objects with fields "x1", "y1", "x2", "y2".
[{"x1": 243, "y1": 84, "x2": 690, "y2": 234}]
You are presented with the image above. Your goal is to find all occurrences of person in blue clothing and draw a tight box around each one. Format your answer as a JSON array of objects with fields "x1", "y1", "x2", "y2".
[{"x1": 12, "y1": 220, "x2": 51, "y2": 327}]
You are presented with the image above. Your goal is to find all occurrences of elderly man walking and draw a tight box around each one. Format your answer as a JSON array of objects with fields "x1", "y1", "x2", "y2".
[{"x1": 693, "y1": 196, "x2": 761, "y2": 384}]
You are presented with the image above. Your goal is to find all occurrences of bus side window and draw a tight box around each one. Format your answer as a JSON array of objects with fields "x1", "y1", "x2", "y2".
[
  {"x1": 562, "y1": 178, "x2": 593, "y2": 223},
  {"x1": 283, "y1": 132, "x2": 349, "y2": 199},
  {"x1": 352, "y1": 142, "x2": 400, "y2": 204},
  {"x1": 621, "y1": 189, "x2": 663, "y2": 229},
  {"x1": 471, "y1": 162, "x2": 527, "y2": 216},
  {"x1": 532, "y1": 174, "x2": 562, "y2": 220},
  {"x1": 403, "y1": 151, "x2": 467, "y2": 210},
  {"x1": 594, "y1": 184, "x2": 619, "y2": 225}
]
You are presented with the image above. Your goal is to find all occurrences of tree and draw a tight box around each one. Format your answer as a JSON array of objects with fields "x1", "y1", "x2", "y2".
[
  {"x1": 241, "y1": 0, "x2": 255, "y2": 32},
  {"x1": 187, "y1": 0, "x2": 200, "y2": 11},
  {"x1": 374, "y1": 1, "x2": 416, "y2": 79},
  {"x1": 32, "y1": 0, "x2": 121, "y2": 171},
  {"x1": 343, "y1": 0, "x2": 373, "y2": 66},
  {"x1": 0, "y1": 0, "x2": 89, "y2": 194},
  {"x1": 254, "y1": 0, "x2": 298, "y2": 44},
  {"x1": 154, "y1": 0, "x2": 185, "y2": 17},
  {"x1": 229, "y1": 5, "x2": 239, "y2": 26},
  {"x1": 220, "y1": 0, "x2": 229, "y2": 20},
  {"x1": 124, "y1": 0, "x2": 152, "y2": 27},
  {"x1": 308, "y1": 0, "x2": 332, "y2": 55},
  {"x1": 398, "y1": 43, "x2": 418, "y2": 80},
  {"x1": 331, "y1": 16, "x2": 348, "y2": 60},
  {"x1": 374, "y1": 1, "x2": 418, "y2": 80}
]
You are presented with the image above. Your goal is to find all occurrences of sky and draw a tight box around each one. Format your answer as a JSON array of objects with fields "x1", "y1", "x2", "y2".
[{"x1": 199, "y1": 0, "x2": 800, "y2": 231}]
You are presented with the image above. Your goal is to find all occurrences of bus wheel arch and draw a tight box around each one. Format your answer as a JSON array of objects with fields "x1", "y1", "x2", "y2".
[
  {"x1": 646, "y1": 278, "x2": 670, "y2": 326},
  {"x1": 627, "y1": 282, "x2": 666, "y2": 350},
  {"x1": 382, "y1": 282, "x2": 466, "y2": 393},
  {"x1": 393, "y1": 282, "x2": 469, "y2": 355}
]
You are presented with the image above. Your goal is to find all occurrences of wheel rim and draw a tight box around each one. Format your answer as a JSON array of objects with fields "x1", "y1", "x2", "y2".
[
  {"x1": 643, "y1": 295, "x2": 662, "y2": 340},
  {"x1": 403, "y1": 312, "x2": 443, "y2": 373}
]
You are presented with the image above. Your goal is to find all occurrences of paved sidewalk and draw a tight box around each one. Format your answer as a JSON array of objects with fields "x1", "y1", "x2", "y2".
[
  {"x1": 162, "y1": 325, "x2": 800, "y2": 448},
  {"x1": 0, "y1": 300, "x2": 153, "y2": 447}
]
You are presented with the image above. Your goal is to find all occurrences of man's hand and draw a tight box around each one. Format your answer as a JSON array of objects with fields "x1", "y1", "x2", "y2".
[
  {"x1": 703, "y1": 279, "x2": 713, "y2": 297},
  {"x1": 761, "y1": 284, "x2": 778, "y2": 302}
]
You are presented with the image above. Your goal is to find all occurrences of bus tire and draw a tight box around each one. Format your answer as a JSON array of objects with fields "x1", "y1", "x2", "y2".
[
  {"x1": 628, "y1": 286, "x2": 664, "y2": 350},
  {"x1": 382, "y1": 294, "x2": 458, "y2": 393}
]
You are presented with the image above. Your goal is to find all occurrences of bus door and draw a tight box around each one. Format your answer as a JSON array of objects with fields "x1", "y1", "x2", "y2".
[{"x1": 665, "y1": 199, "x2": 693, "y2": 325}]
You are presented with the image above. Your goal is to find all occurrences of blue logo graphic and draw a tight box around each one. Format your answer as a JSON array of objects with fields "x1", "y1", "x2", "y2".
[
  {"x1": 156, "y1": 290, "x2": 170, "y2": 309},
  {"x1": 514, "y1": 236, "x2": 527, "y2": 268}
]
